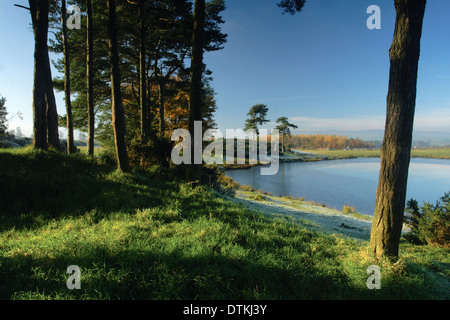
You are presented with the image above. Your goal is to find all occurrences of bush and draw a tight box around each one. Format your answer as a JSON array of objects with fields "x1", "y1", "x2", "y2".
[
  {"x1": 404, "y1": 192, "x2": 450, "y2": 247},
  {"x1": 215, "y1": 170, "x2": 239, "y2": 196},
  {"x1": 239, "y1": 184, "x2": 254, "y2": 192},
  {"x1": 96, "y1": 148, "x2": 117, "y2": 167},
  {"x1": 342, "y1": 205, "x2": 356, "y2": 214},
  {"x1": 128, "y1": 136, "x2": 173, "y2": 168}
]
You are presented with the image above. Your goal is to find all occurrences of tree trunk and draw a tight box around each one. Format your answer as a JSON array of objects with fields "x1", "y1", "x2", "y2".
[
  {"x1": 86, "y1": 0, "x2": 95, "y2": 157},
  {"x1": 107, "y1": 0, "x2": 130, "y2": 172},
  {"x1": 62, "y1": 0, "x2": 75, "y2": 154},
  {"x1": 188, "y1": 0, "x2": 206, "y2": 182},
  {"x1": 370, "y1": 0, "x2": 426, "y2": 259},
  {"x1": 138, "y1": 0, "x2": 149, "y2": 139},
  {"x1": 45, "y1": 48, "x2": 60, "y2": 150},
  {"x1": 158, "y1": 81, "x2": 165, "y2": 136},
  {"x1": 30, "y1": 0, "x2": 49, "y2": 150}
]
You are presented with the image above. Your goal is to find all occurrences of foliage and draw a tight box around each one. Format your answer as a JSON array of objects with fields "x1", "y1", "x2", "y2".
[
  {"x1": 342, "y1": 205, "x2": 356, "y2": 214},
  {"x1": 244, "y1": 104, "x2": 269, "y2": 135},
  {"x1": 278, "y1": 0, "x2": 306, "y2": 15},
  {"x1": 404, "y1": 192, "x2": 450, "y2": 248},
  {"x1": 127, "y1": 136, "x2": 174, "y2": 168},
  {"x1": 275, "y1": 117, "x2": 298, "y2": 136},
  {"x1": 275, "y1": 116, "x2": 298, "y2": 152},
  {"x1": 287, "y1": 134, "x2": 377, "y2": 150},
  {"x1": 49, "y1": 0, "x2": 226, "y2": 148}
]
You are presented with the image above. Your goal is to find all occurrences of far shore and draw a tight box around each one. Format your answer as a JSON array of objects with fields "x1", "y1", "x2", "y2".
[
  {"x1": 293, "y1": 148, "x2": 450, "y2": 160},
  {"x1": 221, "y1": 147, "x2": 450, "y2": 170}
]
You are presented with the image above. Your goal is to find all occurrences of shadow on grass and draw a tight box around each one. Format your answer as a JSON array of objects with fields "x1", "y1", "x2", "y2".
[
  {"x1": 0, "y1": 151, "x2": 173, "y2": 232},
  {"x1": 0, "y1": 245, "x2": 368, "y2": 300}
]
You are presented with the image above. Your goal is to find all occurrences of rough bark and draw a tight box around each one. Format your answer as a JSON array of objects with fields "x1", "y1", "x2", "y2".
[
  {"x1": 45, "y1": 48, "x2": 60, "y2": 150},
  {"x1": 370, "y1": 0, "x2": 426, "y2": 259},
  {"x1": 62, "y1": 0, "x2": 75, "y2": 154},
  {"x1": 188, "y1": 0, "x2": 206, "y2": 182},
  {"x1": 158, "y1": 81, "x2": 165, "y2": 136},
  {"x1": 86, "y1": 0, "x2": 95, "y2": 157},
  {"x1": 107, "y1": 0, "x2": 130, "y2": 172},
  {"x1": 138, "y1": 0, "x2": 149, "y2": 139},
  {"x1": 30, "y1": 0, "x2": 49, "y2": 150}
]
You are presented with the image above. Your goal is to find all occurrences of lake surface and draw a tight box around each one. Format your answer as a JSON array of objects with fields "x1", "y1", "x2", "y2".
[{"x1": 225, "y1": 158, "x2": 450, "y2": 216}]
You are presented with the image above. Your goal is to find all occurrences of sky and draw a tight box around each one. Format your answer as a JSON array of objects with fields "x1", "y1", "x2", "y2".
[{"x1": 1, "y1": 0, "x2": 450, "y2": 139}]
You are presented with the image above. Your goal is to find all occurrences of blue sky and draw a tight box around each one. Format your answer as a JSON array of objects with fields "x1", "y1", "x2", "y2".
[{"x1": 1, "y1": 0, "x2": 450, "y2": 138}]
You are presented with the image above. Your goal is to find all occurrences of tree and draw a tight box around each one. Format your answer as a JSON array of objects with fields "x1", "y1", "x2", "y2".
[
  {"x1": 61, "y1": 0, "x2": 76, "y2": 153},
  {"x1": 370, "y1": 0, "x2": 427, "y2": 259},
  {"x1": 137, "y1": 0, "x2": 149, "y2": 139},
  {"x1": 244, "y1": 104, "x2": 269, "y2": 135},
  {"x1": 275, "y1": 117, "x2": 298, "y2": 153},
  {"x1": 86, "y1": 0, "x2": 95, "y2": 157},
  {"x1": 25, "y1": 0, "x2": 60, "y2": 150},
  {"x1": 107, "y1": 0, "x2": 130, "y2": 172},
  {"x1": 278, "y1": 0, "x2": 306, "y2": 15},
  {"x1": 29, "y1": 0, "x2": 50, "y2": 150},
  {"x1": 188, "y1": 0, "x2": 206, "y2": 182},
  {"x1": 0, "y1": 96, "x2": 7, "y2": 137}
]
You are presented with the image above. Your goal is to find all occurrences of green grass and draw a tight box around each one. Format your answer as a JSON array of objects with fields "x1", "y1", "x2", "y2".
[
  {"x1": 297, "y1": 148, "x2": 450, "y2": 159},
  {"x1": 410, "y1": 148, "x2": 450, "y2": 159},
  {"x1": 0, "y1": 149, "x2": 449, "y2": 300},
  {"x1": 76, "y1": 146, "x2": 105, "y2": 156}
]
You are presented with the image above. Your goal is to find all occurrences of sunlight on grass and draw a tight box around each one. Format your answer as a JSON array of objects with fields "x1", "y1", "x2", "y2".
[{"x1": 0, "y1": 149, "x2": 448, "y2": 300}]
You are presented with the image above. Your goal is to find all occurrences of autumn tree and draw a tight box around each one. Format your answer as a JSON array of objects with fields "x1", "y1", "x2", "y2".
[
  {"x1": 275, "y1": 117, "x2": 298, "y2": 152},
  {"x1": 370, "y1": 0, "x2": 427, "y2": 259}
]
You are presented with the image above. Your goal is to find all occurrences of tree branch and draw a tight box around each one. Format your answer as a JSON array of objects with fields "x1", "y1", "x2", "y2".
[{"x1": 14, "y1": 4, "x2": 30, "y2": 11}]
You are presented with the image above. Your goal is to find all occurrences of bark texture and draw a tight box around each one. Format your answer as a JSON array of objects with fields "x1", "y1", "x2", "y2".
[
  {"x1": 370, "y1": 0, "x2": 426, "y2": 259},
  {"x1": 107, "y1": 0, "x2": 130, "y2": 172},
  {"x1": 62, "y1": 0, "x2": 75, "y2": 154},
  {"x1": 188, "y1": 0, "x2": 206, "y2": 181},
  {"x1": 30, "y1": 0, "x2": 49, "y2": 150},
  {"x1": 86, "y1": 0, "x2": 95, "y2": 157},
  {"x1": 138, "y1": 0, "x2": 149, "y2": 139}
]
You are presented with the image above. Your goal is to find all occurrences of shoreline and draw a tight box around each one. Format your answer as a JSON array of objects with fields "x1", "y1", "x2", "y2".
[{"x1": 229, "y1": 189, "x2": 410, "y2": 241}]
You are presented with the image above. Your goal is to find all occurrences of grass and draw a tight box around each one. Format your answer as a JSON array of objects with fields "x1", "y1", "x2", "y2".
[
  {"x1": 76, "y1": 146, "x2": 105, "y2": 156},
  {"x1": 0, "y1": 148, "x2": 449, "y2": 300},
  {"x1": 297, "y1": 148, "x2": 450, "y2": 159}
]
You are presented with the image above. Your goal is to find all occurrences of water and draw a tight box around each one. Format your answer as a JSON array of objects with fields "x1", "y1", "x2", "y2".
[{"x1": 225, "y1": 158, "x2": 450, "y2": 216}]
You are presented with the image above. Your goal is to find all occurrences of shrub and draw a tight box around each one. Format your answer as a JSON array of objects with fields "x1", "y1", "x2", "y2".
[
  {"x1": 404, "y1": 192, "x2": 450, "y2": 247},
  {"x1": 250, "y1": 193, "x2": 266, "y2": 201},
  {"x1": 128, "y1": 136, "x2": 173, "y2": 168},
  {"x1": 342, "y1": 205, "x2": 356, "y2": 214},
  {"x1": 239, "y1": 184, "x2": 254, "y2": 192}
]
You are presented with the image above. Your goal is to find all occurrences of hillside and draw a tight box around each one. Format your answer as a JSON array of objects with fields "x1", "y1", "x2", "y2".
[{"x1": 0, "y1": 149, "x2": 448, "y2": 300}]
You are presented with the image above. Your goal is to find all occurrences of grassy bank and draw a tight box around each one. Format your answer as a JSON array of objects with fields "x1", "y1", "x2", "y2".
[
  {"x1": 296, "y1": 148, "x2": 450, "y2": 159},
  {"x1": 0, "y1": 149, "x2": 448, "y2": 299}
]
